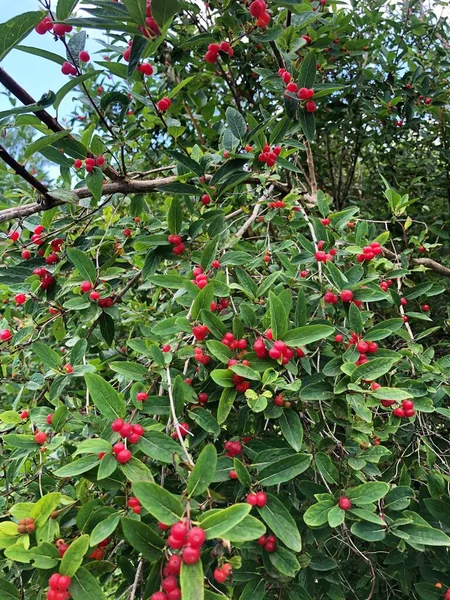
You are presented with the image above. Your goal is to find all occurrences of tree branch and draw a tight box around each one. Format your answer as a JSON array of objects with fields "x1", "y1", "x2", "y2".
[
  {"x1": 382, "y1": 247, "x2": 450, "y2": 277},
  {"x1": 0, "y1": 144, "x2": 51, "y2": 201}
]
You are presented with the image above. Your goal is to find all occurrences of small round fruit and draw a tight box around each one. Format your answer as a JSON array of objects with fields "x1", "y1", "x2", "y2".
[
  {"x1": 116, "y1": 449, "x2": 132, "y2": 463},
  {"x1": 182, "y1": 545, "x2": 200, "y2": 564},
  {"x1": 186, "y1": 526, "x2": 206, "y2": 548},
  {"x1": 338, "y1": 496, "x2": 352, "y2": 510},
  {"x1": 34, "y1": 431, "x2": 47, "y2": 445},
  {"x1": 214, "y1": 568, "x2": 227, "y2": 583}
]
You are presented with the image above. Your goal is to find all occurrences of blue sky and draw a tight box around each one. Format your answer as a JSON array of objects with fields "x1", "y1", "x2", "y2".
[{"x1": 0, "y1": 0, "x2": 102, "y2": 121}]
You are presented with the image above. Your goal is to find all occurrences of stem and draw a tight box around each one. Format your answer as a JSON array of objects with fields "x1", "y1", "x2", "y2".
[
  {"x1": 166, "y1": 367, "x2": 194, "y2": 467},
  {"x1": 0, "y1": 144, "x2": 51, "y2": 200}
]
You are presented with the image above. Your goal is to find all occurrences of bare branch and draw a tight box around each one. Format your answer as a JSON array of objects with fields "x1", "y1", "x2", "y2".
[
  {"x1": 382, "y1": 247, "x2": 450, "y2": 277},
  {"x1": 0, "y1": 144, "x2": 51, "y2": 200}
]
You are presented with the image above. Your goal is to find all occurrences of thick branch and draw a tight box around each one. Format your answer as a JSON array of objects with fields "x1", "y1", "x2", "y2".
[
  {"x1": 0, "y1": 175, "x2": 290, "y2": 224},
  {"x1": 0, "y1": 144, "x2": 51, "y2": 200},
  {"x1": 382, "y1": 247, "x2": 450, "y2": 277}
]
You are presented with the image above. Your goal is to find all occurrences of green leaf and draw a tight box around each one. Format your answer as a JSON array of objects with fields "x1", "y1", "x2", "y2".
[
  {"x1": 278, "y1": 411, "x2": 303, "y2": 452},
  {"x1": 4, "y1": 542, "x2": 59, "y2": 569},
  {"x1": 70, "y1": 568, "x2": 108, "y2": 600},
  {"x1": 110, "y1": 361, "x2": 148, "y2": 381},
  {"x1": 180, "y1": 560, "x2": 204, "y2": 600},
  {"x1": 269, "y1": 546, "x2": 300, "y2": 577},
  {"x1": 223, "y1": 514, "x2": 266, "y2": 542},
  {"x1": 200, "y1": 504, "x2": 251, "y2": 538},
  {"x1": 200, "y1": 236, "x2": 220, "y2": 272},
  {"x1": 217, "y1": 387, "x2": 236, "y2": 424},
  {"x1": 351, "y1": 521, "x2": 386, "y2": 542},
  {"x1": 191, "y1": 283, "x2": 215, "y2": 320},
  {"x1": 315, "y1": 453, "x2": 338, "y2": 484},
  {"x1": 152, "y1": 0, "x2": 181, "y2": 27},
  {"x1": 303, "y1": 500, "x2": 335, "y2": 527},
  {"x1": 74, "y1": 439, "x2": 112, "y2": 457},
  {"x1": 54, "y1": 456, "x2": 100, "y2": 478},
  {"x1": 122, "y1": 0, "x2": 147, "y2": 26},
  {"x1": 0, "y1": 579, "x2": 19, "y2": 600},
  {"x1": 121, "y1": 517, "x2": 164, "y2": 561},
  {"x1": 0, "y1": 92, "x2": 55, "y2": 120},
  {"x1": 167, "y1": 150, "x2": 204, "y2": 177},
  {"x1": 30, "y1": 493, "x2": 61, "y2": 528},
  {"x1": 54, "y1": 72, "x2": 100, "y2": 110},
  {"x1": 24, "y1": 131, "x2": 70, "y2": 158},
  {"x1": 327, "y1": 506, "x2": 345, "y2": 528},
  {"x1": 56, "y1": 0, "x2": 79, "y2": 20},
  {"x1": 400, "y1": 524, "x2": 450, "y2": 546},
  {"x1": 298, "y1": 109, "x2": 315, "y2": 141},
  {"x1": 32, "y1": 342, "x2": 62, "y2": 370},
  {"x1": 226, "y1": 106, "x2": 247, "y2": 140},
  {"x1": 132, "y1": 482, "x2": 183, "y2": 525},
  {"x1": 0, "y1": 11, "x2": 45, "y2": 62},
  {"x1": 351, "y1": 358, "x2": 396, "y2": 382},
  {"x1": 188, "y1": 408, "x2": 220, "y2": 436},
  {"x1": 259, "y1": 454, "x2": 312, "y2": 486},
  {"x1": 166, "y1": 76, "x2": 196, "y2": 99},
  {"x1": 370, "y1": 387, "x2": 413, "y2": 401},
  {"x1": 67, "y1": 248, "x2": 96, "y2": 283},
  {"x1": 347, "y1": 482, "x2": 390, "y2": 505},
  {"x1": 210, "y1": 369, "x2": 235, "y2": 388},
  {"x1": 137, "y1": 432, "x2": 181, "y2": 463},
  {"x1": 269, "y1": 291, "x2": 288, "y2": 340},
  {"x1": 60, "y1": 535, "x2": 90, "y2": 577},
  {"x1": 85, "y1": 373, "x2": 126, "y2": 421},
  {"x1": 283, "y1": 325, "x2": 335, "y2": 346},
  {"x1": 298, "y1": 51, "x2": 317, "y2": 88},
  {"x1": 258, "y1": 494, "x2": 302, "y2": 552},
  {"x1": 168, "y1": 197, "x2": 182, "y2": 234},
  {"x1": 86, "y1": 167, "x2": 104, "y2": 203},
  {"x1": 187, "y1": 444, "x2": 217, "y2": 497},
  {"x1": 233, "y1": 458, "x2": 251, "y2": 488},
  {"x1": 240, "y1": 579, "x2": 265, "y2": 600},
  {"x1": 89, "y1": 513, "x2": 120, "y2": 547},
  {"x1": 120, "y1": 457, "x2": 154, "y2": 483},
  {"x1": 206, "y1": 340, "x2": 233, "y2": 363}
]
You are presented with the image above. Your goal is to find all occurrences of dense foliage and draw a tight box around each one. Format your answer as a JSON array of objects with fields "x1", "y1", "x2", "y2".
[{"x1": 1, "y1": 1, "x2": 450, "y2": 600}]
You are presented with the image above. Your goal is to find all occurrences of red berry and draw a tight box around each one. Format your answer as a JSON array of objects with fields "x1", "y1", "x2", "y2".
[
  {"x1": 151, "y1": 593, "x2": 168, "y2": 600},
  {"x1": 247, "y1": 493, "x2": 258, "y2": 506},
  {"x1": 79, "y1": 50, "x2": 90, "y2": 62},
  {"x1": 393, "y1": 407, "x2": 405, "y2": 418},
  {"x1": 80, "y1": 281, "x2": 93, "y2": 293},
  {"x1": 214, "y1": 568, "x2": 227, "y2": 583},
  {"x1": 64, "y1": 363, "x2": 73, "y2": 374},
  {"x1": 14, "y1": 294, "x2": 26, "y2": 305},
  {"x1": 162, "y1": 576, "x2": 178, "y2": 593},
  {"x1": 139, "y1": 62, "x2": 154, "y2": 75},
  {"x1": 249, "y1": 0, "x2": 266, "y2": 17},
  {"x1": 256, "y1": 491, "x2": 267, "y2": 507},
  {"x1": 338, "y1": 496, "x2": 352, "y2": 510},
  {"x1": 21, "y1": 249, "x2": 31, "y2": 259},
  {"x1": 167, "y1": 554, "x2": 182, "y2": 575},
  {"x1": 306, "y1": 100, "x2": 317, "y2": 112},
  {"x1": 186, "y1": 526, "x2": 206, "y2": 548},
  {"x1": 46, "y1": 414, "x2": 54, "y2": 425},
  {"x1": 90, "y1": 291, "x2": 100, "y2": 301},
  {"x1": 340, "y1": 290, "x2": 353, "y2": 302},
  {"x1": 182, "y1": 545, "x2": 201, "y2": 564},
  {"x1": 116, "y1": 449, "x2": 132, "y2": 463},
  {"x1": 35, "y1": 431, "x2": 47, "y2": 445},
  {"x1": 96, "y1": 155, "x2": 105, "y2": 167},
  {"x1": 402, "y1": 400, "x2": 414, "y2": 410}
]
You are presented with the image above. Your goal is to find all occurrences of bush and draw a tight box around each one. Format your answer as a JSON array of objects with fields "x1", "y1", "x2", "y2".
[{"x1": 0, "y1": 1, "x2": 450, "y2": 600}]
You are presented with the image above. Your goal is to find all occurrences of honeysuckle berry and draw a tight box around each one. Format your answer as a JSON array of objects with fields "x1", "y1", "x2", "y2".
[
  {"x1": 186, "y1": 526, "x2": 206, "y2": 547},
  {"x1": 79, "y1": 50, "x2": 90, "y2": 62},
  {"x1": 157, "y1": 97, "x2": 172, "y2": 112},
  {"x1": 306, "y1": 100, "x2": 317, "y2": 112},
  {"x1": 35, "y1": 431, "x2": 47, "y2": 444},
  {"x1": 21, "y1": 249, "x2": 31, "y2": 259},
  {"x1": 138, "y1": 62, "x2": 154, "y2": 75},
  {"x1": 182, "y1": 545, "x2": 201, "y2": 564},
  {"x1": 338, "y1": 496, "x2": 352, "y2": 510}
]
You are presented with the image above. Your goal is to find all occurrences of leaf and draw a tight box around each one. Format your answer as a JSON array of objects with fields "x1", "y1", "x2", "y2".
[
  {"x1": 16, "y1": 46, "x2": 64, "y2": 67},
  {"x1": 180, "y1": 560, "x2": 204, "y2": 600},
  {"x1": 269, "y1": 546, "x2": 300, "y2": 577},
  {"x1": 0, "y1": 92, "x2": 55, "y2": 120},
  {"x1": 70, "y1": 568, "x2": 108, "y2": 600},
  {"x1": 84, "y1": 373, "x2": 126, "y2": 421},
  {"x1": 0, "y1": 11, "x2": 45, "y2": 62},
  {"x1": 187, "y1": 445, "x2": 217, "y2": 497},
  {"x1": 259, "y1": 454, "x2": 312, "y2": 486},
  {"x1": 0, "y1": 579, "x2": 19, "y2": 600},
  {"x1": 67, "y1": 31, "x2": 86, "y2": 69},
  {"x1": 168, "y1": 197, "x2": 182, "y2": 234},
  {"x1": 54, "y1": 72, "x2": 100, "y2": 110},
  {"x1": 191, "y1": 283, "x2": 215, "y2": 320},
  {"x1": 60, "y1": 535, "x2": 90, "y2": 577},
  {"x1": 122, "y1": 0, "x2": 147, "y2": 26},
  {"x1": 233, "y1": 458, "x2": 251, "y2": 488},
  {"x1": 200, "y1": 504, "x2": 251, "y2": 538},
  {"x1": 86, "y1": 167, "x2": 104, "y2": 203},
  {"x1": 278, "y1": 411, "x2": 303, "y2": 452},
  {"x1": 269, "y1": 291, "x2": 288, "y2": 340},
  {"x1": 258, "y1": 494, "x2": 302, "y2": 552},
  {"x1": 283, "y1": 325, "x2": 335, "y2": 346},
  {"x1": 110, "y1": 361, "x2": 148, "y2": 381},
  {"x1": 54, "y1": 456, "x2": 100, "y2": 477},
  {"x1": 167, "y1": 150, "x2": 204, "y2": 176},
  {"x1": 120, "y1": 457, "x2": 154, "y2": 483},
  {"x1": 351, "y1": 358, "x2": 396, "y2": 382},
  {"x1": 30, "y1": 493, "x2": 61, "y2": 528},
  {"x1": 315, "y1": 453, "x2": 338, "y2": 484},
  {"x1": 226, "y1": 106, "x2": 247, "y2": 140},
  {"x1": 223, "y1": 514, "x2": 266, "y2": 542},
  {"x1": 303, "y1": 500, "x2": 335, "y2": 527},
  {"x1": 32, "y1": 342, "x2": 62, "y2": 370},
  {"x1": 200, "y1": 236, "x2": 220, "y2": 272},
  {"x1": 121, "y1": 517, "x2": 164, "y2": 561},
  {"x1": 298, "y1": 109, "x2": 315, "y2": 141},
  {"x1": 240, "y1": 579, "x2": 266, "y2": 600},
  {"x1": 152, "y1": 0, "x2": 181, "y2": 27},
  {"x1": 217, "y1": 388, "x2": 236, "y2": 424},
  {"x1": 400, "y1": 524, "x2": 450, "y2": 546},
  {"x1": 132, "y1": 482, "x2": 183, "y2": 525},
  {"x1": 347, "y1": 482, "x2": 390, "y2": 505},
  {"x1": 137, "y1": 432, "x2": 181, "y2": 463},
  {"x1": 327, "y1": 506, "x2": 345, "y2": 528},
  {"x1": 89, "y1": 513, "x2": 120, "y2": 547},
  {"x1": 57, "y1": 0, "x2": 79, "y2": 20},
  {"x1": 24, "y1": 131, "x2": 70, "y2": 158},
  {"x1": 298, "y1": 51, "x2": 317, "y2": 88},
  {"x1": 67, "y1": 248, "x2": 96, "y2": 283},
  {"x1": 351, "y1": 521, "x2": 386, "y2": 542}
]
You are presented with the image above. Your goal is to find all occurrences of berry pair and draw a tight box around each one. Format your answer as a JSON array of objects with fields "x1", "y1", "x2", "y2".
[
  {"x1": 204, "y1": 41, "x2": 234, "y2": 63},
  {"x1": 258, "y1": 143, "x2": 281, "y2": 167},
  {"x1": 249, "y1": 0, "x2": 270, "y2": 27},
  {"x1": 127, "y1": 497, "x2": 141, "y2": 514},
  {"x1": 46, "y1": 574, "x2": 72, "y2": 600},
  {"x1": 168, "y1": 235, "x2": 185, "y2": 255},
  {"x1": 247, "y1": 491, "x2": 267, "y2": 507},
  {"x1": 257, "y1": 534, "x2": 277, "y2": 552}
]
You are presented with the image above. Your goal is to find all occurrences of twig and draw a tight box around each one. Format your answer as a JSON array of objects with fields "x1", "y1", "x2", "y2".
[
  {"x1": 234, "y1": 185, "x2": 274, "y2": 241},
  {"x1": 0, "y1": 144, "x2": 51, "y2": 201},
  {"x1": 166, "y1": 367, "x2": 194, "y2": 467},
  {"x1": 382, "y1": 246, "x2": 450, "y2": 277},
  {"x1": 129, "y1": 559, "x2": 144, "y2": 600}
]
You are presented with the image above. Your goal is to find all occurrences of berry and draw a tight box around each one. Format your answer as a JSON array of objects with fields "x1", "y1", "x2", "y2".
[
  {"x1": 338, "y1": 496, "x2": 352, "y2": 510},
  {"x1": 306, "y1": 100, "x2": 317, "y2": 112},
  {"x1": 90, "y1": 291, "x2": 100, "y2": 301},
  {"x1": 64, "y1": 363, "x2": 73, "y2": 374},
  {"x1": 214, "y1": 568, "x2": 227, "y2": 583},
  {"x1": 335, "y1": 334, "x2": 343, "y2": 343},
  {"x1": 20, "y1": 410, "x2": 28, "y2": 419},
  {"x1": 46, "y1": 414, "x2": 54, "y2": 425},
  {"x1": 162, "y1": 576, "x2": 178, "y2": 593},
  {"x1": 21, "y1": 249, "x2": 31, "y2": 259},
  {"x1": 80, "y1": 281, "x2": 93, "y2": 293},
  {"x1": 247, "y1": 493, "x2": 258, "y2": 506},
  {"x1": 116, "y1": 449, "x2": 132, "y2": 463},
  {"x1": 167, "y1": 554, "x2": 182, "y2": 575},
  {"x1": 186, "y1": 526, "x2": 206, "y2": 547},
  {"x1": 35, "y1": 431, "x2": 47, "y2": 444},
  {"x1": 139, "y1": 62, "x2": 154, "y2": 75},
  {"x1": 341, "y1": 290, "x2": 353, "y2": 302},
  {"x1": 249, "y1": 0, "x2": 266, "y2": 18},
  {"x1": 157, "y1": 98, "x2": 172, "y2": 112},
  {"x1": 151, "y1": 593, "x2": 168, "y2": 600},
  {"x1": 256, "y1": 491, "x2": 267, "y2": 507},
  {"x1": 136, "y1": 392, "x2": 148, "y2": 402},
  {"x1": 79, "y1": 50, "x2": 90, "y2": 62},
  {"x1": 393, "y1": 407, "x2": 405, "y2": 418},
  {"x1": 182, "y1": 545, "x2": 201, "y2": 564},
  {"x1": 402, "y1": 400, "x2": 414, "y2": 411},
  {"x1": 14, "y1": 294, "x2": 26, "y2": 305},
  {"x1": 229, "y1": 470, "x2": 238, "y2": 479},
  {"x1": 171, "y1": 521, "x2": 188, "y2": 540},
  {"x1": 96, "y1": 155, "x2": 105, "y2": 167}
]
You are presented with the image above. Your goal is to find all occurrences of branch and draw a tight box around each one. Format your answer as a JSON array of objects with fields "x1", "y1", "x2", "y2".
[
  {"x1": 0, "y1": 144, "x2": 51, "y2": 201},
  {"x1": 0, "y1": 175, "x2": 290, "y2": 224},
  {"x1": 234, "y1": 185, "x2": 274, "y2": 241},
  {"x1": 382, "y1": 247, "x2": 450, "y2": 277}
]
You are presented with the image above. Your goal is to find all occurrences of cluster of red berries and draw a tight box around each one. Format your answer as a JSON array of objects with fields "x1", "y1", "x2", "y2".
[
  {"x1": 157, "y1": 98, "x2": 172, "y2": 112},
  {"x1": 258, "y1": 143, "x2": 281, "y2": 167},
  {"x1": 80, "y1": 282, "x2": 111, "y2": 307},
  {"x1": 0, "y1": 329, "x2": 12, "y2": 342},
  {"x1": 138, "y1": 62, "x2": 154, "y2": 76},
  {"x1": 257, "y1": 534, "x2": 277, "y2": 552},
  {"x1": 127, "y1": 497, "x2": 141, "y2": 514},
  {"x1": 73, "y1": 155, "x2": 105, "y2": 172},
  {"x1": 151, "y1": 554, "x2": 183, "y2": 600},
  {"x1": 171, "y1": 422, "x2": 190, "y2": 439},
  {"x1": 17, "y1": 517, "x2": 35, "y2": 534},
  {"x1": 168, "y1": 235, "x2": 185, "y2": 255},
  {"x1": 35, "y1": 16, "x2": 72, "y2": 36},
  {"x1": 112, "y1": 442, "x2": 132, "y2": 463},
  {"x1": 274, "y1": 393, "x2": 291, "y2": 408},
  {"x1": 61, "y1": 61, "x2": 77, "y2": 76},
  {"x1": 247, "y1": 491, "x2": 267, "y2": 507},
  {"x1": 253, "y1": 332, "x2": 296, "y2": 365},
  {"x1": 194, "y1": 346, "x2": 211, "y2": 365},
  {"x1": 338, "y1": 496, "x2": 352, "y2": 510},
  {"x1": 357, "y1": 241, "x2": 382, "y2": 262},
  {"x1": 269, "y1": 200, "x2": 286, "y2": 209},
  {"x1": 165, "y1": 521, "x2": 205, "y2": 566},
  {"x1": 204, "y1": 41, "x2": 234, "y2": 63},
  {"x1": 379, "y1": 278, "x2": 394, "y2": 292},
  {"x1": 46, "y1": 574, "x2": 72, "y2": 600},
  {"x1": 249, "y1": 0, "x2": 271, "y2": 28},
  {"x1": 210, "y1": 297, "x2": 228, "y2": 312},
  {"x1": 33, "y1": 268, "x2": 55, "y2": 290},
  {"x1": 324, "y1": 289, "x2": 361, "y2": 308},
  {"x1": 232, "y1": 372, "x2": 251, "y2": 393},
  {"x1": 379, "y1": 393, "x2": 415, "y2": 418},
  {"x1": 191, "y1": 266, "x2": 208, "y2": 288},
  {"x1": 214, "y1": 562, "x2": 233, "y2": 584},
  {"x1": 278, "y1": 69, "x2": 317, "y2": 112},
  {"x1": 192, "y1": 324, "x2": 209, "y2": 341},
  {"x1": 224, "y1": 440, "x2": 243, "y2": 458},
  {"x1": 221, "y1": 332, "x2": 247, "y2": 351},
  {"x1": 111, "y1": 419, "x2": 144, "y2": 445},
  {"x1": 89, "y1": 546, "x2": 106, "y2": 560},
  {"x1": 138, "y1": 0, "x2": 159, "y2": 38}
]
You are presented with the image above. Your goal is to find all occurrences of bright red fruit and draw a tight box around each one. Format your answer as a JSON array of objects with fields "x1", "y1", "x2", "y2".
[
  {"x1": 80, "y1": 281, "x2": 93, "y2": 293},
  {"x1": 34, "y1": 431, "x2": 47, "y2": 444},
  {"x1": 116, "y1": 449, "x2": 132, "y2": 463},
  {"x1": 186, "y1": 526, "x2": 206, "y2": 547},
  {"x1": 182, "y1": 545, "x2": 201, "y2": 564},
  {"x1": 340, "y1": 290, "x2": 353, "y2": 302},
  {"x1": 79, "y1": 50, "x2": 90, "y2": 62},
  {"x1": 0, "y1": 329, "x2": 12, "y2": 341},
  {"x1": 338, "y1": 496, "x2": 352, "y2": 510}
]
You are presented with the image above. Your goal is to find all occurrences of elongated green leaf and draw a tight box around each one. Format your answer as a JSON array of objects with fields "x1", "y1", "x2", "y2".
[
  {"x1": 200, "y1": 504, "x2": 251, "y2": 538},
  {"x1": 89, "y1": 513, "x2": 120, "y2": 547},
  {"x1": 60, "y1": 535, "x2": 89, "y2": 577},
  {"x1": 0, "y1": 579, "x2": 19, "y2": 600},
  {"x1": 85, "y1": 373, "x2": 126, "y2": 420},
  {"x1": 32, "y1": 342, "x2": 62, "y2": 370},
  {"x1": 168, "y1": 196, "x2": 182, "y2": 234},
  {"x1": 16, "y1": 45, "x2": 65, "y2": 65},
  {"x1": 67, "y1": 248, "x2": 96, "y2": 283},
  {"x1": 122, "y1": 0, "x2": 147, "y2": 26},
  {"x1": 132, "y1": 482, "x2": 183, "y2": 525},
  {"x1": 70, "y1": 568, "x2": 108, "y2": 600},
  {"x1": 110, "y1": 361, "x2": 148, "y2": 380},
  {"x1": 284, "y1": 325, "x2": 335, "y2": 346},
  {"x1": 137, "y1": 432, "x2": 181, "y2": 463},
  {"x1": 0, "y1": 11, "x2": 45, "y2": 62},
  {"x1": 54, "y1": 456, "x2": 100, "y2": 477},
  {"x1": 180, "y1": 560, "x2": 204, "y2": 600},
  {"x1": 217, "y1": 387, "x2": 236, "y2": 424},
  {"x1": 298, "y1": 51, "x2": 317, "y2": 88},
  {"x1": 259, "y1": 454, "x2": 312, "y2": 486},
  {"x1": 121, "y1": 517, "x2": 164, "y2": 561},
  {"x1": 401, "y1": 524, "x2": 450, "y2": 546},
  {"x1": 120, "y1": 457, "x2": 154, "y2": 483},
  {"x1": 258, "y1": 494, "x2": 301, "y2": 551},
  {"x1": 30, "y1": 493, "x2": 61, "y2": 528},
  {"x1": 187, "y1": 444, "x2": 217, "y2": 497},
  {"x1": 278, "y1": 411, "x2": 303, "y2": 452},
  {"x1": 223, "y1": 514, "x2": 265, "y2": 542},
  {"x1": 191, "y1": 283, "x2": 215, "y2": 320},
  {"x1": 226, "y1": 106, "x2": 247, "y2": 140},
  {"x1": 57, "y1": 0, "x2": 79, "y2": 20},
  {"x1": 54, "y1": 72, "x2": 100, "y2": 110},
  {"x1": 315, "y1": 453, "x2": 338, "y2": 484},
  {"x1": 269, "y1": 546, "x2": 300, "y2": 577},
  {"x1": 347, "y1": 482, "x2": 390, "y2": 505},
  {"x1": 303, "y1": 500, "x2": 335, "y2": 527},
  {"x1": 351, "y1": 358, "x2": 397, "y2": 382}
]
